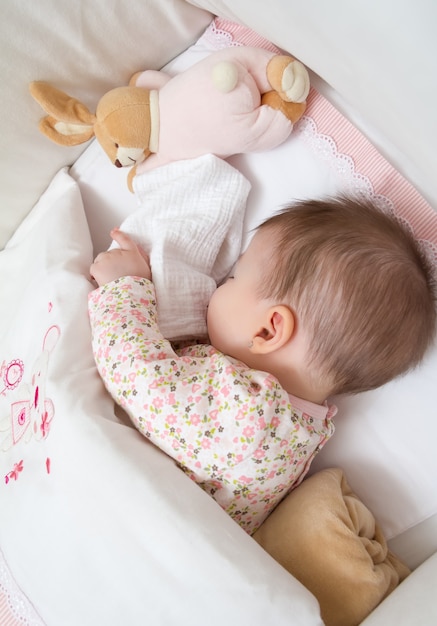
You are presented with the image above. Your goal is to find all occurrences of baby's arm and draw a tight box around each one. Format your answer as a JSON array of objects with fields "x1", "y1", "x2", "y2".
[
  {"x1": 90, "y1": 229, "x2": 151, "y2": 287},
  {"x1": 88, "y1": 278, "x2": 333, "y2": 533},
  {"x1": 88, "y1": 276, "x2": 259, "y2": 473}
]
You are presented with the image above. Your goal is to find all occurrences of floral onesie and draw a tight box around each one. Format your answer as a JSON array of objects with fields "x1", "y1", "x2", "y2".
[{"x1": 88, "y1": 277, "x2": 336, "y2": 534}]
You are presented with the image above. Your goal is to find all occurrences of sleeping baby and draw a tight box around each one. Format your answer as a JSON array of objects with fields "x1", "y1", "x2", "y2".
[{"x1": 88, "y1": 187, "x2": 436, "y2": 534}]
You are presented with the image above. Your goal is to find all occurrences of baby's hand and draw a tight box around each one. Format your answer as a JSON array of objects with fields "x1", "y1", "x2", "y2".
[{"x1": 90, "y1": 228, "x2": 152, "y2": 287}]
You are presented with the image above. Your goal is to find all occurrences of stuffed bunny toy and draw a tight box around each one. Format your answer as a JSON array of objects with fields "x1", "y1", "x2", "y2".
[{"x1": 30, "y1": 46, "x2": 310, "y2": 190}]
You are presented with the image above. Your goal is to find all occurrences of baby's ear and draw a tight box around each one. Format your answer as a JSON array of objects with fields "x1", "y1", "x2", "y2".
[{"x1": 250, "y1": 306, "x2": 295, "y2": 354}]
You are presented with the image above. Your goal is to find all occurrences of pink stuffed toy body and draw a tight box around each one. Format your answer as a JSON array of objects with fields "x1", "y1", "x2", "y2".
[
  {"x1": 133, "y1": 46, "x2": 309, "y2": 176},
  {"x1": 30, "y1": 46, "x2": 309, "y2": 189}
]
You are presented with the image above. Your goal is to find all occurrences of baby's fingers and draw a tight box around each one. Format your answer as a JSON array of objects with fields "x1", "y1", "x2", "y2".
[
  {"x1": 111, "y1": 227, "x2": 150, "y2": 264},
  {"x1": 110, "y1": 228, "x2": 137, "y2": 250}
]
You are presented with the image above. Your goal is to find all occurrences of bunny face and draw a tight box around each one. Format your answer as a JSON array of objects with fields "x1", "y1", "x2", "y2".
[
  {"x1": 94, "y1": 87, "x2": 153, "y2": 167},
  {"x1": 29, "y1": 82, "x2": 154, "y2": 167}
]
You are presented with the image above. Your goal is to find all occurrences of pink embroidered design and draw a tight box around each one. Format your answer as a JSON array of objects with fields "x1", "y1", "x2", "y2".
[
  {"x1": 5, "y1": 459, "x2": 23, "y2": 484},
  {"x1": 1, "y1": 325, "x2": 60, "y2": 479},
  {"x1": 10, "y1": 401, "x2": 29, "y2": 444},
  {"x1": 0, "y1": 359, "x2": 24, "y2": 395}
]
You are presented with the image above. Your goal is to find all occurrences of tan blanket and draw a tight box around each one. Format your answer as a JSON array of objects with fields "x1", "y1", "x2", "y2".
[{"x1": 253, "y1": 467, "x2": 410, "y2": 626}]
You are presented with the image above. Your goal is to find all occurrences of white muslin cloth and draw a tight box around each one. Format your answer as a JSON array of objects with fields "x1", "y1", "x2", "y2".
[{"x1": 113, "y1": 154, "x2": 251, "y2": 340}]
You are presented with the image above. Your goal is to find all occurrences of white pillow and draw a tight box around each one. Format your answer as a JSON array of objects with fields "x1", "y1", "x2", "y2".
[
  {"x1": 71, "y1": 18, "x2": 437, "y2": 551},
  {"x1": 0, "y1": 168, "x2": 322, "y2": 626}
]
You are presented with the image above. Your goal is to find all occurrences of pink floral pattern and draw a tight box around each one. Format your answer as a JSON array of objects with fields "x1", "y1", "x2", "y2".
[
  {"x1": 88, "y1": 277, "x2": 335, "y2": 534},
  {"x1": 5, "y1": 459, "x2": 24, "y2": 484}
]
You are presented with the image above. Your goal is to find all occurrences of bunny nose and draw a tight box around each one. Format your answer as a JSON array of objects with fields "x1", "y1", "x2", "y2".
[{"x1": 115, "y1": 159, "x2": 122, "y2": 168}]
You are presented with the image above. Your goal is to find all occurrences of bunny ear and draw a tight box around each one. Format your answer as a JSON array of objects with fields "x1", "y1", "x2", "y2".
[
  {"x1": 38, "y1": 115, "x2": 95, "y2": 146},
  {"x1": 29, "y1": 81, "x2": 96, "y2": 124},
  {"x1": 42, "y1": 325, "x2": 61, "y2": 353},
  {"x1": 29, "y1": 81, "x2": 96, "y2": 146}
]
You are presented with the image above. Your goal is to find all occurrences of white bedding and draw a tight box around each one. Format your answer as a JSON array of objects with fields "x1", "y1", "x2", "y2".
[{"x1": 1, "y1": 6, "x2": 437, "y2": 626}]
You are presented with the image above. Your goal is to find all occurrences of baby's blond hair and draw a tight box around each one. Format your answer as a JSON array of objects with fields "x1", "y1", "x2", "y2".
[{"x1": 257, "y1": 196, "x2": 436, "y2": 395}]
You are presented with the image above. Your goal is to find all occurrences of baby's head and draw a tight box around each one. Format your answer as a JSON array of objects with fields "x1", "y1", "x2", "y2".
[{"x1": 207, "y1": 195, "x2": 436, "y2": 399}]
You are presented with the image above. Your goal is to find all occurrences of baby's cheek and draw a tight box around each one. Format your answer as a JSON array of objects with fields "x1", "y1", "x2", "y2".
[
  {"x1": 209, "y1": 285, "x2": 225, "y2": 314},
  {"x1": 207, "y1": 293, "x2": 227, "y2": 346}
]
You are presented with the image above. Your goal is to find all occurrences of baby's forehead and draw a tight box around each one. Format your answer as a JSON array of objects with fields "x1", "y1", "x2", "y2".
[
  {"x1": 241, "y1": 228, "x2": 277, "y2": 270},
  {"x1": 250, "y1": 225, "x2": 276, "y2": 246},
  {"x1": 252, "y1": 225, "x2": 280, "y2": 253}
]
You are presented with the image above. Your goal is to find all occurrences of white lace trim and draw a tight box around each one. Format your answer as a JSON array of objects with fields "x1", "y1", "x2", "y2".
[
  {"x1": 0, "y1": 551, "x2": 45, "y2": 626},
  {"x1": 200, "y1": 21, "x2": 243, "y2": 49},
  {"x1": 296, "y1": 117, "x2": 395, "y2": 212},
  {"x1": 296, "y1": 116, "x2": 437, "y2": 267}
]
